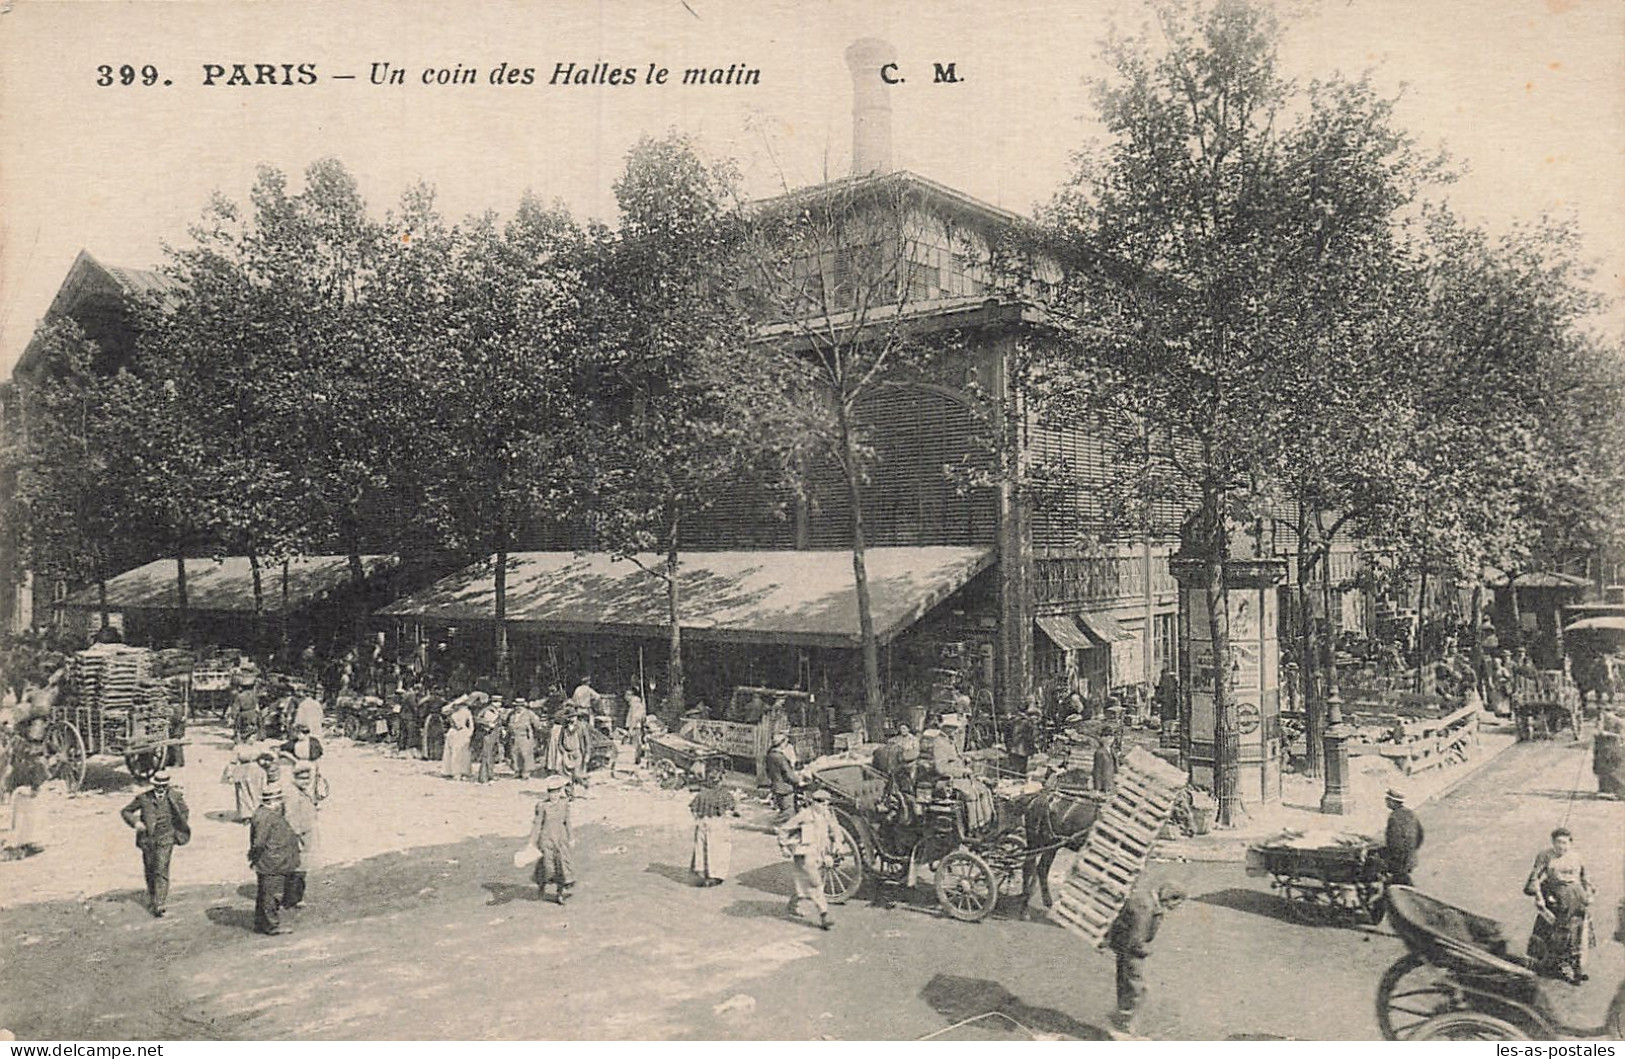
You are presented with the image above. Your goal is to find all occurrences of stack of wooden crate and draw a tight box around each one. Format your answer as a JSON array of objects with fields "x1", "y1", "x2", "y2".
[{"x1": 1048, "y1": 747, "x2": 1188, "y2": 948}]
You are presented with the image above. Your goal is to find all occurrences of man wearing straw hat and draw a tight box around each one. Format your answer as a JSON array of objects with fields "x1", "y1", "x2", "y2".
[
  {"x1": 247, "y1": 783, "x2": 301, "y2": 935},
  {"x1": 121, "y1": 770, "x2": 191, "y2": 918}
]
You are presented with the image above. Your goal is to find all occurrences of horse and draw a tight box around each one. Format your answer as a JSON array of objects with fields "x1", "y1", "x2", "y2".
[{"x1": 1016, "y1": 785, "x2": 1104, "y2": 917}]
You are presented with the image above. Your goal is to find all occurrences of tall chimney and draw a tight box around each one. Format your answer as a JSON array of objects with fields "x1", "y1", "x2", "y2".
[{"x1": 845, "y1": 38, "x2": 897, "y2": 176}]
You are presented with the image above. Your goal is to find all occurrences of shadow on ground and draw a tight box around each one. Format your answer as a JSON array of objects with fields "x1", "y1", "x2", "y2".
[
  {"x1": 1195, "y1": 886, "x2": 1306, "y2": 925},
  {"x1": 644, "y1": 861, "x2": 695, "y2": 887},
  {"x1": 919, "y1": 973, "x2": 1110, "y2": 1041}
]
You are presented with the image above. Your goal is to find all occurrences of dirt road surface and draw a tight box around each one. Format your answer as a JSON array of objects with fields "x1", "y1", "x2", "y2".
[{"x1": 0, "y1": 723, "x2": 1618, "y2": 1040}]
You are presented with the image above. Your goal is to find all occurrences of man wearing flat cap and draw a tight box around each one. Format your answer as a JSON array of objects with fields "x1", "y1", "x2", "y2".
[
  {"x1": 121, "y1": 770, "x2": 190, "y2": 918},
  {"x1": 1382, "y1": 787, "x2": 1424, "y2": 887},
  {"x1": 1107, "y1": 881, "x2": 1187, "y2": 1034}
]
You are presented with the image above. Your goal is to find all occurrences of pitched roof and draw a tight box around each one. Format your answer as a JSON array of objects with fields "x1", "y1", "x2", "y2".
[
  {"x1": 380, "y1": 547, "x2": 995, "y2": 648},
  {"x1": 64, "y1": 554, "x2": 397, "y2": 614}
]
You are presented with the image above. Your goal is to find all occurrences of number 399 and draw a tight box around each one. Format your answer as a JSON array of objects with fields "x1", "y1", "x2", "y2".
[{"x1": 96, "y1": 65, "x2": 161, "y2": 86}]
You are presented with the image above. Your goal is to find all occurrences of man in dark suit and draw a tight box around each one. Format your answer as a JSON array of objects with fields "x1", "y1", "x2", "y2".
[
  {"x1": 1107, "y1": 882, "x2": 1186, "y2": 1034},
  {"x1": 1382, "y1": 788, "x2": 1424, "y2": 886},
  {"x1": 248, "y1": 785, "x2": 301, "y2": 935},
  {"x1": 120, "y1": 770, "x2": 191, "y2": 918}
]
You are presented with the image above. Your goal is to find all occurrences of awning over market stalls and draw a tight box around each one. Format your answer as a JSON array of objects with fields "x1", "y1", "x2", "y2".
[
  {"x1": 1076, "y1": 610, "x2": 1143, "y2": 688},
  {"x1": 63, "y1": 554, "x2": 398, "y2": 614},
  {"x1": 379, "y1": 547, "x2": 996, "y2": 649},
  {"x1": 1035, "y1": 614, "x2": 1094, "y2": 651}
]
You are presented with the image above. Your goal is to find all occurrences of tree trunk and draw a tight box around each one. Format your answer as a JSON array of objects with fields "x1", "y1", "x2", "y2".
[
  {"x1": 249, "y1": 548, "x2": 264, "y2": 617},
  {"x1": 1469, "y1": 583, "x2": 1486, "y2": 700},
  {"x1": 665, "y1": 528, "x2": 684, "y2": 720},
  {"x1": 1507, "y1": 569, "x2": 1523, "y2": 650},
  {"x1": 174, "y1": 548, "x2": 189, "y2": 644},
  {"x1": 280, "y1": 559, "x2": 291, "y2": 662},
  {"x1": 342, "y1": 512, "x2": 366, "y2": 644},
  {"x1": 1297, "y1": 551, "x2": 1323, "y2": 778},
  {"x1": 1203, "y1": 497, "x2": 1241, "y2": 827},
  {"x1": 494, "y1": 537, "x2": 510, "y2": 687},
  {"x1": 1414, "y1": 561, "x2": 1428, "y2": 694},
  {"x1": 839, "y1": 411, "x2": 884, "y2": 736},
  {"x1": 96, "y1": 559, "x2": 110, "y2": 633}
]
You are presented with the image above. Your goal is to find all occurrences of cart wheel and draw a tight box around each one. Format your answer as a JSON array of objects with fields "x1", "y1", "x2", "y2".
[
  {"x1": 653, "y1": 759, "x2": 682, "y2": 790},
  {"x1": 125, "y1": 750, "x2": 163, "y2": 782},
  {"x1": 1408, "y1": 1012, "x2": 1532, "y2": 1041},
  {"x1": 341, "y1": 714, "x2": 362, "y2": 740},
  {"x1": 45, "y1": 722, "x2": 86, "y2": 793},
  {"x1": 1376, "y1": 953, "x2": 1470, "y2": 1040},
  {"x1": 935, "y1": 849, "x2": 999, "y2": 922},
  {"x1": 822, "y1": 822, "x2": 864, "y2": 905}
]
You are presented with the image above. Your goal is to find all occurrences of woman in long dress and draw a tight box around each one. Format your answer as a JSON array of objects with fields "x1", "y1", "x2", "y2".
[
  {"x1": 689, "y1": 765, "x2": 736, "y2": 886},
  {"x1": 1524, "y1": 826, "x2": 1594, "y2": 982},
  {"x1": 442, "y1": 699, "x2": 474, "y2": 780}
]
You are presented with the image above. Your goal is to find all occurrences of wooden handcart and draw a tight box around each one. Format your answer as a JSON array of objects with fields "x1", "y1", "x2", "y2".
[
  {"x1": 645, "y1": 732, "x2": 730, "y2": 789},
  {"x1": 1245, "y1": 831, "x2": 1389, "y2": 926},
  {"x1": 45, "y1": 645, "x2": 184, "y2": 791}
]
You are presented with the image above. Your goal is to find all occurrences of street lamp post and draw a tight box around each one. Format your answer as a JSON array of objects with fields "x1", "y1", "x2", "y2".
[{"x1": 1320, "y1": 685, "x2": 1356, "y2": 815}]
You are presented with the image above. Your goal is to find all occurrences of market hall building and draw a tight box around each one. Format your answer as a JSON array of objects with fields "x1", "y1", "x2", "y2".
[{"x1": 382, "y1": 40, "x2": 1184, "y2": 734}]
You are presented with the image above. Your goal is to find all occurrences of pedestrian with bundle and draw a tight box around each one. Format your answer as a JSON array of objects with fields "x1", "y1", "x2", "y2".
[
  {"x1": 778, "y1": 788, "x2": 840, "y2": 931},
  {"x1": 120, "y1": 770, "x2": 190, "y2": 918},
  {"x1": 525, "y1": 774, "x2": 575, "y2": 903}
]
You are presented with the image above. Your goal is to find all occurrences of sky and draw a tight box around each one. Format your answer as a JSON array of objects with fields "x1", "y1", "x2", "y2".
[{"x1": 1, "y1": 0, "x2": 1621, "y2": 376}]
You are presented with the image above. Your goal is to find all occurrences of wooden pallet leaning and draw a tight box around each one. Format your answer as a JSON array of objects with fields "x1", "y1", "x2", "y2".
[{"x1": 1049, "y1": 747, "x2": 1187, "y2": 948}]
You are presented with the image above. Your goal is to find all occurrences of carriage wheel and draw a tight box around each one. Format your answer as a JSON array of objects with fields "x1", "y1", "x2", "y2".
[
  {"x1": 1357, "y1": 882, "x2": 1387, "y2": 925},
  {"x1": 1277, "y1": 877, "x2": 1334, "y2": 924},
  {"x1": 935, "y1": 849, "x2": 1000, "y2": 922},
  {"x1": 1408, "y1": 1013, "x2": 1532, "y2": 1041},
  {"x1": 822, "y1": 822, "x2": 865, "y2": 905},
  {"x1": 45, "y1": 722, "x2": 86, "y2": 793},
  {"x1": 652, "y1": 759, "x2": 682, "y2": 790},
  {"x1": 1376, "y1": 953, "x2": 1471, "y2": 1040},
  {"x1": 341, "y1": 714, "x2": 363, "y2": 740}
]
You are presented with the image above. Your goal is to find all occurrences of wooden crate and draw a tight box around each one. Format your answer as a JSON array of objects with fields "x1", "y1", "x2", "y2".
[{"x1": 1049, "y1": 748, "x2": 1187, "y2": 948}]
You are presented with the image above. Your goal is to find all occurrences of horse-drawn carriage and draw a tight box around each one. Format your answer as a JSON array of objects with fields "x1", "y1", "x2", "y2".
[
  {"x1": 41, "y1": 645, "x2": 184, "y2": 791},
  {"x1": 1376, "y1": 886, "x2": 1624, "y2": 1040},
  {"x1": 803, "y1": 759, "x2": 1102, "y2": 922}
]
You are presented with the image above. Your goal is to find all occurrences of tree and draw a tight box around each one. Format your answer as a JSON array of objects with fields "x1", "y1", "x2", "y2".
[
  {"x1": 7, "y1": 321, "x2": 149, "y2": 632},
  {"x1": 427, "y1": 196, "x2": 596, "y2": 683},
  {"x1": 1030, "y1": 0, "x2": 1441, "y2": 823},
  {"x1": 743, "y1": 172, "x2": 949, "y2": 734},
  {"x1": 593, "y1": 134, "x2": 784, "y2": 715}
]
